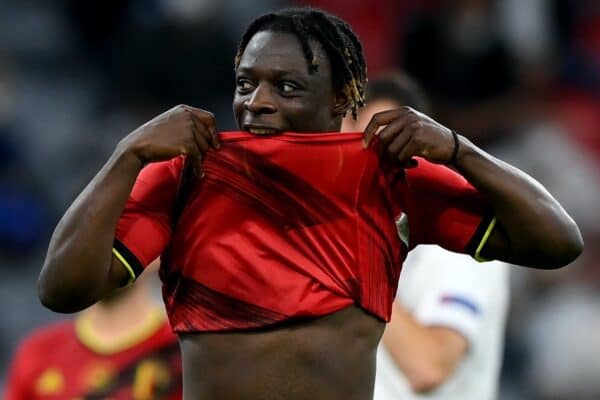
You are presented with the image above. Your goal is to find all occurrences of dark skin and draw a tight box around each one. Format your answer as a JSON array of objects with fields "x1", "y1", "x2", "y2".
[
  {"x1": 38, "y1": 31, "x2": 583, "y2": 399},
  {"x1": 234, "y1": 31, "x2": 347, "y2": 134}
]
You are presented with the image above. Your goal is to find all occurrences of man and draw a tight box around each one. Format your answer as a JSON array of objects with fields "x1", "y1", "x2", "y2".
[
  {"x1": 37, "y1": 7, "x2": 582, "y2": 400},
  {"x1": 343, "y1": 72, "x2": 510, "y2": 400},
  {"x1": 6, "y1": 261, "x2": 182, "y2": 399}
]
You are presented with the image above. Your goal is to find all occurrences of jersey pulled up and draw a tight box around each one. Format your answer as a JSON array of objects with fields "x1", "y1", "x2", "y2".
[{"x1": 113, "y1": 132, "x2": 491, "y2": 332}]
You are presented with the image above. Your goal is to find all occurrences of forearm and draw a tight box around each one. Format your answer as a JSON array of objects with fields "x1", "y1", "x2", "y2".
[
  {"x1": 382, "y1": 302, "x2": 467, "y2": 393},
  {"x1": 38, "y1": 144, "x2": 143, "y2": 312},
  {"x1": 454, "y1": 135, "x2": 583, "y2": 267}
]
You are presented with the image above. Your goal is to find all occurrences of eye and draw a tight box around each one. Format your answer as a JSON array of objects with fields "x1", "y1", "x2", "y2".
[
  {"x1": 279, "y1": 81, "x2": 297, "y2": 94},
  {"x1": 236, "y1": 78, "x2": 254, "y2": 92}
]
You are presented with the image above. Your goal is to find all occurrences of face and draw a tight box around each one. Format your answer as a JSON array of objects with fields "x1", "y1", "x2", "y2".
[
  {"x1": 341, "y1": 99, "x2": 401, "y2": 132},
  {"x1": 233, "y1": 30, "x2": 344, "y2": 134}
]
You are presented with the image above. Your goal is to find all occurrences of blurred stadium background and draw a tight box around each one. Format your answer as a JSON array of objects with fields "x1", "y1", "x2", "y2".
[{"x1": 0, "y1": 1, "x2": 598, "y2": 399}]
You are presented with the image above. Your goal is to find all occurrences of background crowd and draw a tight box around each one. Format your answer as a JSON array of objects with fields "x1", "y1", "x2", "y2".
[{"x1": 0, "y1": 1, "x2": 598, "y2": 398}]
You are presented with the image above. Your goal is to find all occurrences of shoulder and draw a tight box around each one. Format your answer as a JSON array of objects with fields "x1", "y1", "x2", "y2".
[
  {"x1": 406, "y1": 158, "x2": 471, "y2": 191},
  {"x1": 18, "y1": 319, "x2": 74, "y2": 349},
  {"x1": 12, "y1": 319, "x2": 74, "y2": 365},
  {"x1": 128, "y1": 157, "x2": 185, "y2": 205},
  {"x1": 138, "y1": 156, "x2": 184, "y2": 183}
]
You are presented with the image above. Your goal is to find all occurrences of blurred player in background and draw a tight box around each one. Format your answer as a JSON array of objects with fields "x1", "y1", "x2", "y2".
[
  {"x1": 344, "y1": 72, "x2": 510, "y2": 400},
  {"x1": 5, "y1": 260, "x2": 182, "y2": 399}
]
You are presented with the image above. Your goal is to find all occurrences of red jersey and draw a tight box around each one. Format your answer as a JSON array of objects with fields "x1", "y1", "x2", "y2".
[
  {"x1": 114, "y1": 132, "x2": 492, "y2": 332},
  {"x1": 4, "y1": 311, "x2": 182, "y2": 400}
]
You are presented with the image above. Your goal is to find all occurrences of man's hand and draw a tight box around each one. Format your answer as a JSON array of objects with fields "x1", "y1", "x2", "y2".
[
  {"x1": 362, "y1": 106, "x2": 455, "y2": 168},
  {"x1": 119, "y1": 104, "x2": 220, "y2": 171}
]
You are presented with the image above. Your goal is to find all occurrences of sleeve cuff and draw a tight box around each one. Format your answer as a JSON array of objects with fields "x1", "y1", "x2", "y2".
[
  {"x1": 474, "y1": 217, "x2": 496, "y2": 262},
  {"x1": 112, "y1": 240, "x2": 144, "y2": 284},
  {"x1": 465, "y1": 213, "x2": 496, "y2": 262},
  {"x1": 417, "y1": 293, "x2": 483, "y2": 348}
]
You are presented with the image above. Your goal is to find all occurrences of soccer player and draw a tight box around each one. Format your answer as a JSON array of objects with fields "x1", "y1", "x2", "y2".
[
  {"x1": 5, "y1": 261, "x2": 182, "y2": 399},
  {"x1": 343, "y1": 72, "x2": 510, "y2": 399},
  {"x1": 37, "y1": 8, "x2": 582, "y2": 400}
]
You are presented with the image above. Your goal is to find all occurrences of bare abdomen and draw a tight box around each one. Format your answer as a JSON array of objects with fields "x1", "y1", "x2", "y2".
[{"x1": 179, "y1": 305, "x2": 385, "y2": 400}]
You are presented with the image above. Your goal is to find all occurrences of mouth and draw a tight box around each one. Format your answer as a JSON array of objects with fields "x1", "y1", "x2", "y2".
[{"x1": 243, "y1": 125, "x2": 282, "y2": 135}]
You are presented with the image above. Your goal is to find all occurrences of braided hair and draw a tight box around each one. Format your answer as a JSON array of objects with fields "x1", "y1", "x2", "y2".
[{"x1": 235, "y1": 7, "x2": 367, "y2": 119}]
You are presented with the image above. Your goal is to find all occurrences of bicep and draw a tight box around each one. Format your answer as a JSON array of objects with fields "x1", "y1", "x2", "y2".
[
  {"x1": 88, "y1": 254, "x2": 135, "y2": 300},
  {"x1": 108, "y1": 254, "x2": 134, "y2": 289},
  {"x1": 477, "y1": 219, "x2": 521, "y2": 264},
  {"x1": 104, "y1": 252, "x2": 157, "y2": 298}
]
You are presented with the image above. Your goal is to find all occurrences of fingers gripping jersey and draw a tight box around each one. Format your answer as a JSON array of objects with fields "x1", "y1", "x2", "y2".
[{"x1": 114, "y1": 132, "x2": 491, "y2": 332}]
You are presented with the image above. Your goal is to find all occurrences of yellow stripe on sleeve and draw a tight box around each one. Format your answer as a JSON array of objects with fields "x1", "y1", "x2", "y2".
[
  {"x1": 112, "y1": 247, "x2": 136, "y2": 285},
  {"x1": 474, "y1": 217, "x2": 496, "y2": 262}
]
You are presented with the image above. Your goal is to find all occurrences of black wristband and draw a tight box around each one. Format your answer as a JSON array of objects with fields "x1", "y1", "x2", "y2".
[{"x1": 448, "y1": 130, "x2": 460, "y2": 165}]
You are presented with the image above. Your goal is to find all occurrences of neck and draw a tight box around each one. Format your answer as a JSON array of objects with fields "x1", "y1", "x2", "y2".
[{"x1": 75, "y1": 284, "x2": 166, "y2": 354}]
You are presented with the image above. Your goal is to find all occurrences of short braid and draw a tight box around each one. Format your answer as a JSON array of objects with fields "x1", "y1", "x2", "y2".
[{"x1": 309, "y1": 11, "x2": 366, "y2": 118}]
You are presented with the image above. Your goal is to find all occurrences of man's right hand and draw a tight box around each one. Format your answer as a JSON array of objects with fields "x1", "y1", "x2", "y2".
[{"x1": 119, "y1": 104, "x2": 221, "y2": 169}]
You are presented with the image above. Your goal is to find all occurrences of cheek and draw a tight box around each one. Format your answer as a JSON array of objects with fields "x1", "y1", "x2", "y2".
[
  {"x1": 232, "y1": 96, "x2": 244, "y2": 120},
  {"x1": 293, "y1": 90, "x2": 332, "y2": 117},
  {"x1": 283, "y1": 99, "x2": 329, "y2": 125}
]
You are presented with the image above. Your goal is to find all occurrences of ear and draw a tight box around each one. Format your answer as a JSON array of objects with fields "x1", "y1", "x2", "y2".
[{"x1": 332, "y1": 93, "x2": 351, "y2": 117}]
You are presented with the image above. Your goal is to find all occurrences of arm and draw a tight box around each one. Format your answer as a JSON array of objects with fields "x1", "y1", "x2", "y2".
[
  {"x1": 452, "y1": 135, "x2": 581, "y2": 267},
  {"x1": 382, "y1": 301, "x2": 468, "y2": 393},
  {"x1": 363, "y1": 107, "x2": 583, "y2": 268},
  {"x1": 38, "y1": 105, "x2": 219, "y2": 313},
  {"x1": 38, "y1": 150, "x2": 144, "y2": 312}
]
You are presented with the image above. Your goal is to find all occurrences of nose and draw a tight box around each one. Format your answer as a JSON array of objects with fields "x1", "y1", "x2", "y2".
[{"x1": 244, "y1": 83, "x2": 276, "y2": 115}]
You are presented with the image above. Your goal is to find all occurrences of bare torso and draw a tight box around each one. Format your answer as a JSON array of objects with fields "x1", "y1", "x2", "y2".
[{"x1": 179, "y1": 305, "x2": 385, "y2": 400}]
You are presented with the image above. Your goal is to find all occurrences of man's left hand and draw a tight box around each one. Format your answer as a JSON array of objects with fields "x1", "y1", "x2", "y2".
[{"x1": 363, "y1": 107, "x2": 456, "y2": 168}]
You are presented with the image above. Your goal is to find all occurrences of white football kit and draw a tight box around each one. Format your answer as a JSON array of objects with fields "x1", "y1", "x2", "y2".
[{"x1": 375, "y1": 244, "x2": 510, "y2": 400}]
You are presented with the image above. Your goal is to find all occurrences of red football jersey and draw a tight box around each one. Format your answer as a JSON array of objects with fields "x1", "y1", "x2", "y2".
[
  {"x1": 4, "y1": 311, "x2": 182, "y2": 400},
  {"x1": 114, "y1": 132, "x2": 492, "y2": 332}
]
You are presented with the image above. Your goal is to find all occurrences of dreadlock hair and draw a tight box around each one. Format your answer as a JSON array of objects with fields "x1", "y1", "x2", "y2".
[{"x1": 235, "y1": 7, "x2": 367, "y2": 119}]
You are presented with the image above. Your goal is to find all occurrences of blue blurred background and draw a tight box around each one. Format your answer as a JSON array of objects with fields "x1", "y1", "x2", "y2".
[{"x1": 0, "y1": 1, "x2": 598, "y2": 398}]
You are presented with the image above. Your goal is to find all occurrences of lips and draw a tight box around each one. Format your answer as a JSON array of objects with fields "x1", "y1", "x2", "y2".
[{"x1": 243, "y1": 124, "x2": 282, "y2": 135}]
